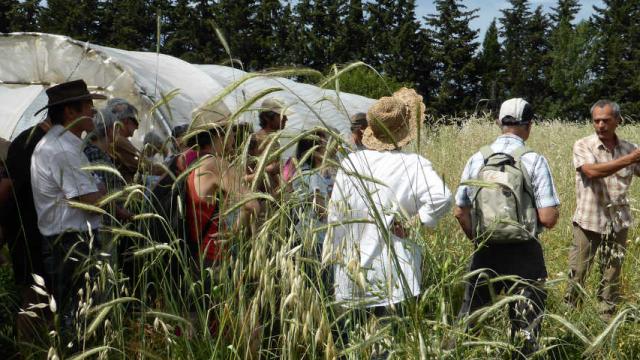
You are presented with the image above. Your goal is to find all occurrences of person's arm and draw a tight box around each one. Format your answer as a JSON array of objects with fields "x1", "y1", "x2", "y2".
[
  {"x1": 415, "y1": 157, "x2": 453, "y2": 228},
  {"x1": 537, "y1": 206, "x2": 559, "y2": 229},
  {"x1": 529, "y1": 154, "x2": 561, "y2": 230},
  {"x1": 112, "y1": 136, "x2": 141, "y2": 175},
  {"x1": 454, "y1": 206, "x2": 473, "y2": 240},
  {"x1": 574, "y1": 139, "x2": 640, "y2": 179},
  {"x1": 75, "y1": 189, "x2": 106, "y2": 205},
  {"x1": 580, "y1": 150, "x2": 640, "y2": 179},
  {"x1": 208, "y1": 160, "x2": 261, "y2": 234},
  {"x1": 0, "y1": 178, "x2": 12, "y2": 206}
]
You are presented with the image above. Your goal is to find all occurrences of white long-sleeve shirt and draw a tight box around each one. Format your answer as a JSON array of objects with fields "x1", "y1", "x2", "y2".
[{"x1": 325, "y1": 149, "x2": 452, "y2": 307}]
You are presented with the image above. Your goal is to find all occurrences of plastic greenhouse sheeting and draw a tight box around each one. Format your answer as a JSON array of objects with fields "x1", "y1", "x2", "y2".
[
  {"x1": 194, "y1": 64, "x2": 374, "y2": 137},
  {"x1": 0, "y1": 33, "x2": 374, "y2": 144},
  {"x1": 0, "y1": 32, "x2": 233, "y2": 141}
]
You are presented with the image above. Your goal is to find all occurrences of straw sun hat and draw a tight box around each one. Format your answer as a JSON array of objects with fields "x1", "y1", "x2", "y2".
[{"x1": 362, "y1": 87, "x2": 425, "y2": 151}]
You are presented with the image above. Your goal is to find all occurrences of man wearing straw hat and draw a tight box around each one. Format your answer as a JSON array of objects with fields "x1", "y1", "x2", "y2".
[
  {"x1": 325, "y1": 88, "x2": 452, "y2": 344},
  {"x1": 452, "y1": 98, "x2": 560, "y2": 357},
  {"x1": 30, "y1": 79, "x2": 107, "y2": 330}
]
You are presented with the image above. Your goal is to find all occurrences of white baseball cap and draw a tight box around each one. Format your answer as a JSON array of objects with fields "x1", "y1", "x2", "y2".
[{"x1": 499, "y1": 98, "x2": 534, "y2": 125}]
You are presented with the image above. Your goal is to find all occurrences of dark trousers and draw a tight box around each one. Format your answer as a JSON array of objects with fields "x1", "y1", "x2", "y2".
[
  {"x1": 457, "y1": 240, "x2": 548, "y2": 359},
  {"x1": 458, "y1": 269, "x2": 547, "y2": 359},
  {"x1": 42, "y1": 231, "x2": 92, "y2": 331}
]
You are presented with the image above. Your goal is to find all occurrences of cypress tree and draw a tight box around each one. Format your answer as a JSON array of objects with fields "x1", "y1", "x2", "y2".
[
  {"x1": 215, "y1": 0, "x2": 258, "y2": 69},
  {"x1": 13, "y1": 0, "x2": 41, "y2": 32},
  {"x1": 547, "y1": 21, "x2": 595, "y2": 119},
  {"x1": 524, "y1": 6, "x2": 551, "y2": 109},
  {"x1": 500, "y1": 0, "x2": 531, "y2": 99},
  {"x1": 478, "y1": 19, "x2": 503, "y2": 107},
  {"x1": 252, "y1": 0, "x2": 285, "y2": 69},
  {"x1": 426, "y1": 0, "x2": 480, "y2": 115},
  {"x1": 591, "y1": 0, "x2": 640, "y2": 118},
  {"x1": 40, "y1": 0, "x2": 101, "y2": 42},
  {"x1": 0, "y1": 0, "x2": 20, "y2": 32},
  {"x1": 336, "y1": 0, "x2": 367, "y2": 64},
  {"x1": 550, "y1": 0, "x2": 580, "y2": 26}
]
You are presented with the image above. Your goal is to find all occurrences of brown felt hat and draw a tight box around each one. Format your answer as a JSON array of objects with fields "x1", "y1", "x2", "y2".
[
  {"x1": 34, "y1": 80, "x2": 107, "y2": 115},
  {"x1": 362, "y1": 88, "x2": 425, "y2": 151}
]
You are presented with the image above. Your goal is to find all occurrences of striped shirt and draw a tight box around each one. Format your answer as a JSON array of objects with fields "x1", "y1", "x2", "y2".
[
  {"x1": 455, "y1": 134, "x2": 560, "y2": 211},
  {"x1": 573, "y1": 134, "x2": 640, "y2": 233}
]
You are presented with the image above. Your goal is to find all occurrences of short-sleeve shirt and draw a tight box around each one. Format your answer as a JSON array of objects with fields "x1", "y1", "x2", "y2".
[
  {"x1": 31, "y1": 125, "x2": 101, "y2": 236},
  {"x1": 573, "y1": 134, "x2": 640, "y2": 233},
  {"x1": 454, "y1": 134, "x2": 559, "y2": 280},
  {"x1": 455, "y1": 134, "x2": 560, "y2": 212},
  {"x1": 325, "y1": 149, "x2": 452, "y2": 307}
]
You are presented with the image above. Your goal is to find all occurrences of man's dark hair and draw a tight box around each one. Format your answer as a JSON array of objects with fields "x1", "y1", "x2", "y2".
[
  {"x1": 48, "y1": 101, "x2": 85, "y2": 125},
  {"x1": 259, "y1": 111, "x2": 278, "y2": 128}
]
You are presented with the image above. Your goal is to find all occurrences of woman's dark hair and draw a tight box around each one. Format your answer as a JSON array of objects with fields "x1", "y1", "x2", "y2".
[
  {"x1": 259, "y1": 111, "x2": 278, "y2": 128},
  {"x1": 186, "y1": 127, "x2": 227, "y2": 149},
  {"x1": 296, "y1": 130, "x2": 326, "y2": 168},
  {"x1": 48, "y1": 101, "x2": 85, "y2": 125}
]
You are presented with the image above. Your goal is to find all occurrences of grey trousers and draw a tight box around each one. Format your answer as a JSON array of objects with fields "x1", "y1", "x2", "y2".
[{"x1": 565, "y1": 223, "x2": 628, "y2": 315}]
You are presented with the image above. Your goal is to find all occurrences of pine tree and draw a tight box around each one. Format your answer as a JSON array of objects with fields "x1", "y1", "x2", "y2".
[
  {"x1": 524, "y1": 6, "x2": 551, "y2": 109},
  {"x1": 0, "y1": 0, "x2": 20, "y2": 32},
  {"x1": 252, "y1": 0, "x2": 285, "y2": 69},
  {"x1": 13, "y1": 0, "x2": 41, "y2": 32},
  {"x1": 550, "y1": 0, "x2": 580, "y2": 26},
  {"x1": 478, "y1": 19, "x2": 503, "y2": 106},
  {"x1": 215, "y1": 0, "x2": 259, "y2": 69},
  {"x1": 335, "y1": 0, "x2": 367, "y2": 64},
  {"x1": 163, "y1": 0, "x2": 198, "y2": 61},
  {"x1": 426, "y1": 0, "x2": 480, "y2": 115},
  {"x1": 500, "y1": 0, "x2": 531, "y2": 99},
  {"x1": 365, "y1": 0, "x2": 397, "y2": 69},
  {"x1": 40, "y1": 0, "x2": 101, "y2": 42},
  {"x1": 547, "y1": 21, "x2": 595, "y2": 119},
  {"x1": 591, "y1": 0, "x2": 640, "y2": 118}
]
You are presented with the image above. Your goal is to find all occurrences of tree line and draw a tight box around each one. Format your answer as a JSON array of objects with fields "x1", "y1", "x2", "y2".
[{"x1": 1, "y1": 0, "x2": 638, "y2": 120}]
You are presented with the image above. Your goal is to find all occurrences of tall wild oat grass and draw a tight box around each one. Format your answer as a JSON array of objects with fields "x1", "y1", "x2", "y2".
[{"x1": 5, "y1": 80, "x2": 640, "y2": 359}]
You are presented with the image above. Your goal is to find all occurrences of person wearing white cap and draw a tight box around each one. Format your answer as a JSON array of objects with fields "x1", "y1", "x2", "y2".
[
  {"x1": 565, "y1": 100, "x2": 640, "y2": 321},
  {"x1": 451, "y1": 98, "x2": 560, "y2": 357}
]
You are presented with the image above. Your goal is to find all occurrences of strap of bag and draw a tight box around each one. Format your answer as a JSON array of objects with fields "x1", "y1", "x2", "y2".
[{"x1": 511, "y1": 146, "x2": 535, "y2": 201}]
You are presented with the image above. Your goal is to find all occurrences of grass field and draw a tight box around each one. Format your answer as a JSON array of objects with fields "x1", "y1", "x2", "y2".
[{"x1": 2, "y1": 116, "x2": 640, "y2": 359}]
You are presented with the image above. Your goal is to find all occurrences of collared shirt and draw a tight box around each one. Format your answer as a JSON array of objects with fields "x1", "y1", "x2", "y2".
[
  {"x1": 31, "y1": 125, "x2": 101, "y2": 236},
  {"x1": 573, "y1": 134, "x2": 640, "y2": 233},
  {"x1": 455, "y1": 134, "x2": 560, "y2": 211},
  {"x1": 325, "y1": 149, "x2": 452, "y2": 308}
]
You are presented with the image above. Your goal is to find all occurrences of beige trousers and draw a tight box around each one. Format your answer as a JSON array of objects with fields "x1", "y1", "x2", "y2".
[{"x1": 565, "y1": 224, "x2": 628, "y2": 314}]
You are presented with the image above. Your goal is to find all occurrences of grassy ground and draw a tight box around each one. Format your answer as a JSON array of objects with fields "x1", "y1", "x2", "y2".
[{"x1": 2, "y1": 117, "x2": 640, "y2": 359}]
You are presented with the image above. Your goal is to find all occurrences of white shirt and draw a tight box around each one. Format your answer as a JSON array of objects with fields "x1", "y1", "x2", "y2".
[
  {"x1": 31, "y1": 125, "x2": 101, "y2": 236},
  {"x1": 325, "y1": 149, "x2": 452, "y2": 307}
]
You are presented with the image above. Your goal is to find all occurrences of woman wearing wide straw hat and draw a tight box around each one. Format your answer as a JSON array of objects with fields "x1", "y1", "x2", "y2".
[{"x1": 324, "y1": 88, "x2": 452, "y2": 349}]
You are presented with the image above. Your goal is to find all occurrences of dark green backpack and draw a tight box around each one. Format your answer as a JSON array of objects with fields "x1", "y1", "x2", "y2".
[{"x1": 470, "y1": 146, "x2": 538, "y2": 244}]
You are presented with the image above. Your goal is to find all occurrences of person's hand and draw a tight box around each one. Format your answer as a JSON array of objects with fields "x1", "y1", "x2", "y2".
[
  {"x1": 629, "y1": 148, "x2": 640, "y2": 163},
  {"x1": 391, "y1": 218, "x2": 407, "y2": 238}
]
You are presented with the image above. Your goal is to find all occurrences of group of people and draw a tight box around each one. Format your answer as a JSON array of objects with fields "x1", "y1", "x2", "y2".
[{"x1": 0, "y1": 78, "x2": 637, "y2": 358}]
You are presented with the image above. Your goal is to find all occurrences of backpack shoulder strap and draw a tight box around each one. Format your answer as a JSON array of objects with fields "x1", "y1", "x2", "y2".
[
  {"x1": 511, "y1": 146, "x2": 535, "y2": 198},
  {"x1": 479, "y1": 145, "x2": 495, "y2": 162},
  {"x1": 511, "y1": 146, "x2": 534, "y2": 162}
]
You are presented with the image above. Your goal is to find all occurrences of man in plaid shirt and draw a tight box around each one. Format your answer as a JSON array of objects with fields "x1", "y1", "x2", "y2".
[{"x1": 565, "y1": 100, "x2": 640, "y2": 321}]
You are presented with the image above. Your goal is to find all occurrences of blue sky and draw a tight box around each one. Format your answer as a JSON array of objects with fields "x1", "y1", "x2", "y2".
[{"x1": 415, "y1": 0, "x2": 604, "y2": 39}]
